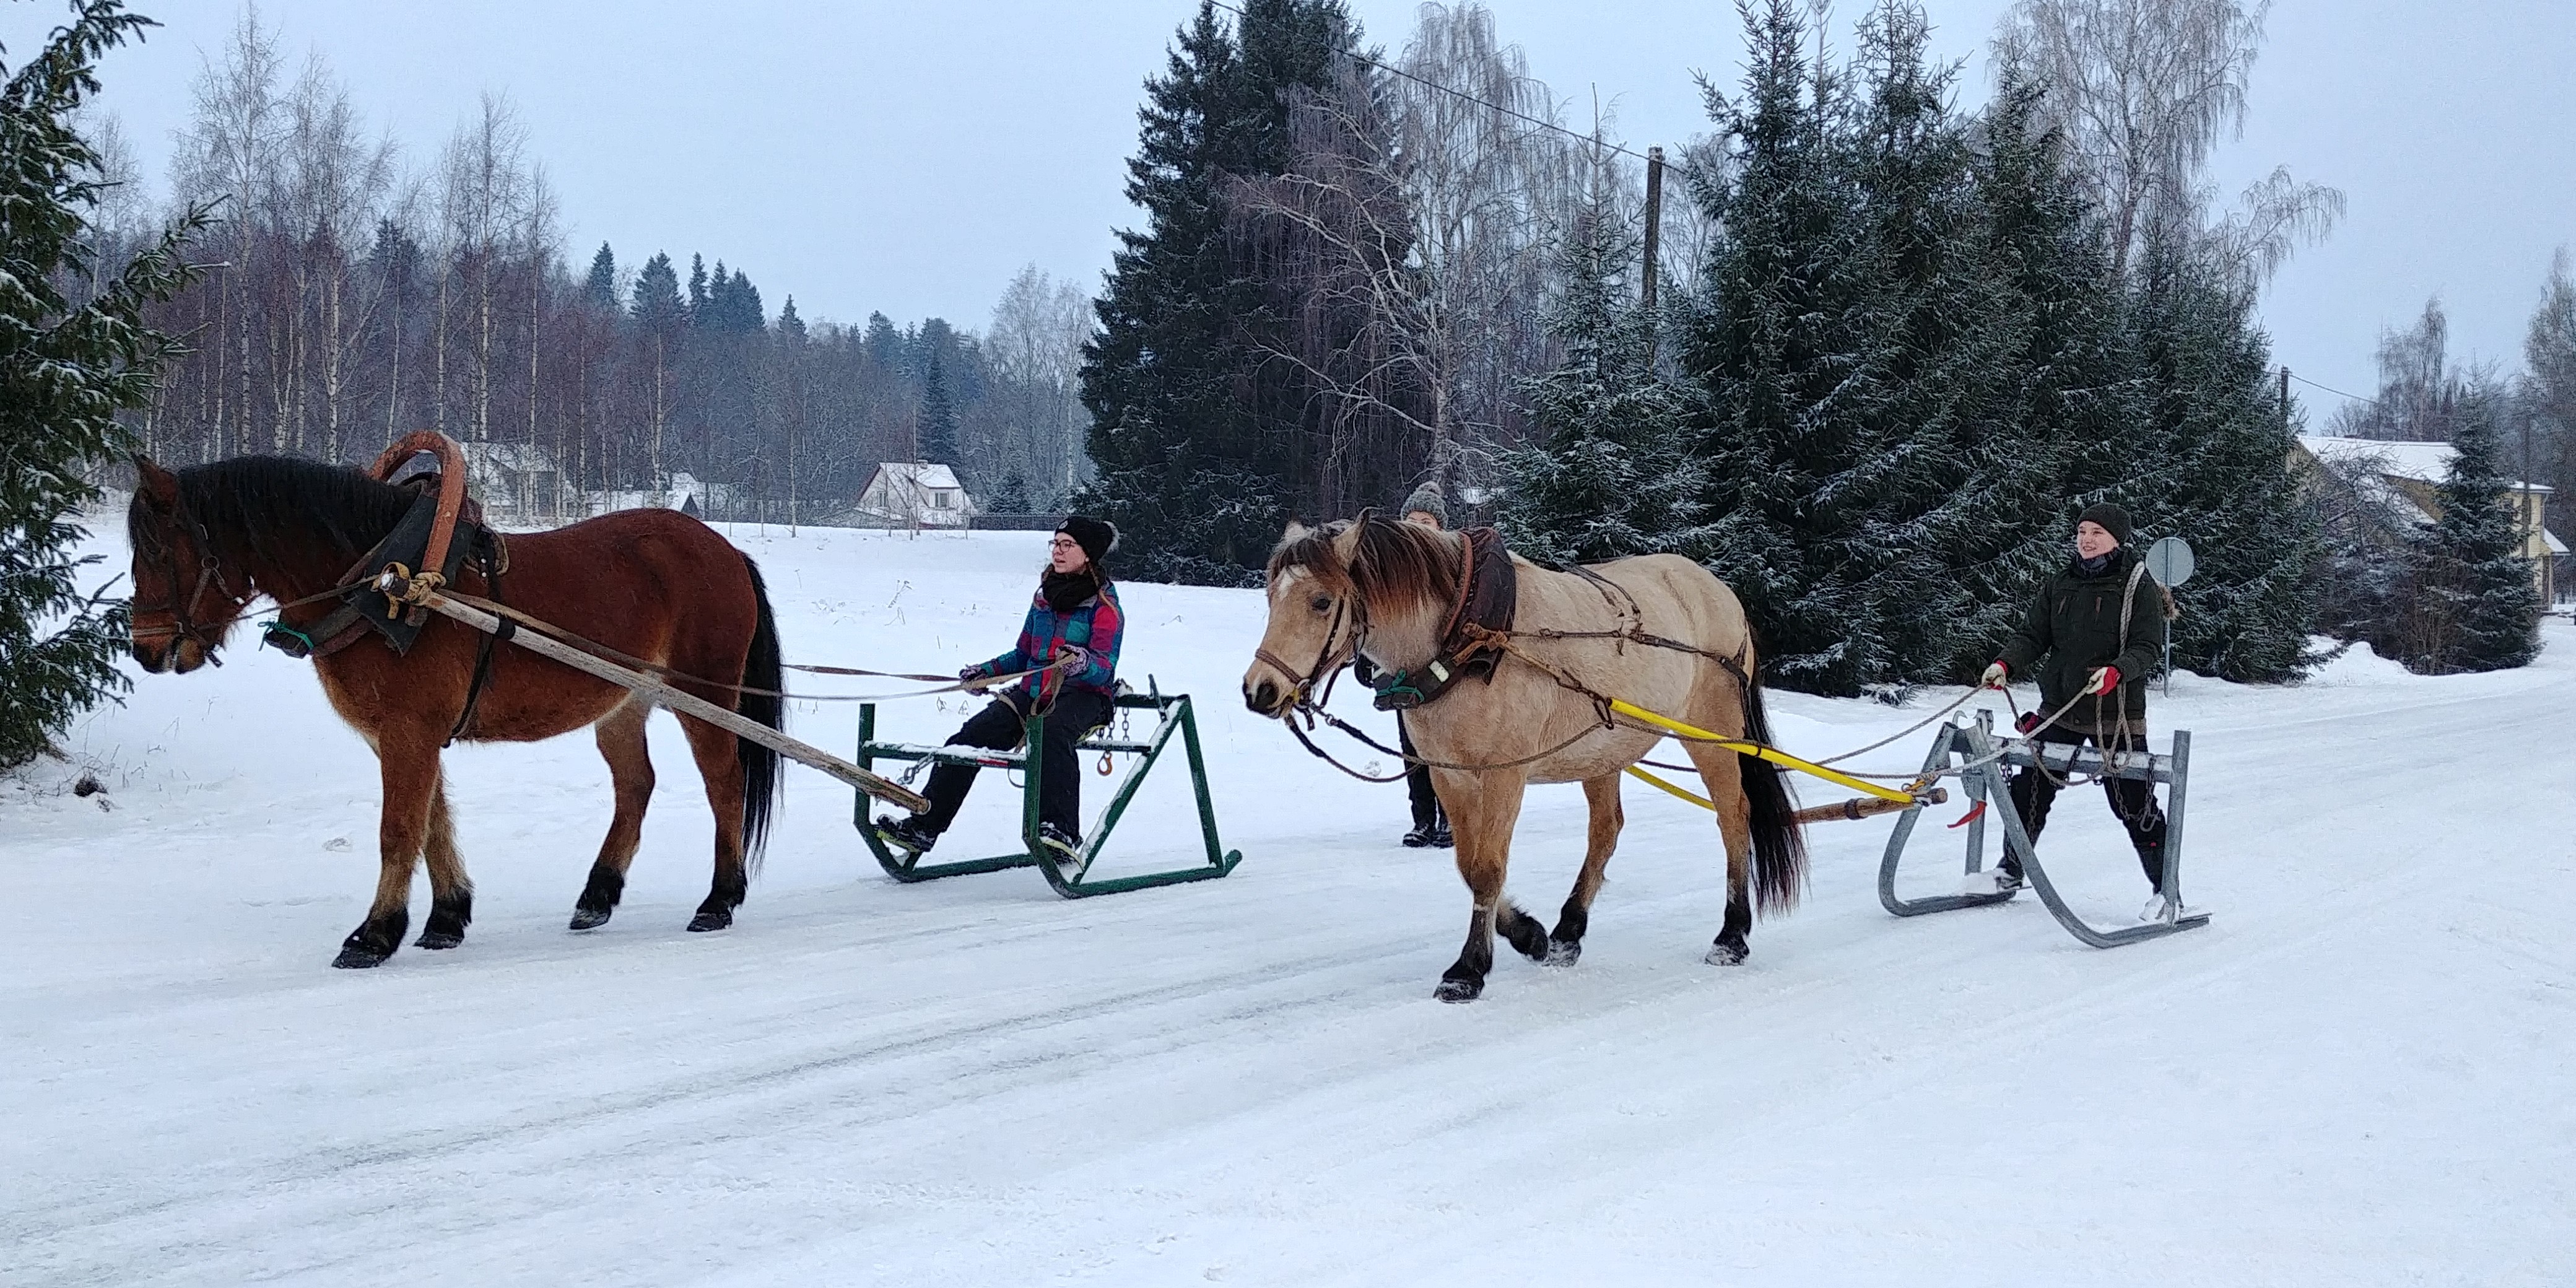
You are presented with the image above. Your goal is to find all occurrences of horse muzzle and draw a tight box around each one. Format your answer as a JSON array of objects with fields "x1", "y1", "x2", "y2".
[
  {"x1": 1243, "y1": 676, "x2": 1288, "y2": 718},
  {"x1": 133, "y1": 634, "x2": 210, "y2": 674}
]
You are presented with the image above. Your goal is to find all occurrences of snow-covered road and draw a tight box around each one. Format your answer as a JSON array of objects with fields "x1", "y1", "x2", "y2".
[{"x1": 6, "y1": 528, "x2": 2570, "y2": 1286}]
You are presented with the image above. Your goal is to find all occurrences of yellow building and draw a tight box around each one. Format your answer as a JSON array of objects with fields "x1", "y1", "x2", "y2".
[{"x1": 2295, "y1": 435, "x2": 2565, "y2": 603}]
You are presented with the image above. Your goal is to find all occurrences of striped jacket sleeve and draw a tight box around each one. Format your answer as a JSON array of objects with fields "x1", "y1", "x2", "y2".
[{"x1": 1074, "y1": 588, "x2": 1123, "y2": 691}]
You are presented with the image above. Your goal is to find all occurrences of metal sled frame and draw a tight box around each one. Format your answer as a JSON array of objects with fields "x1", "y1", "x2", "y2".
[
  {"x1": 852, "y1": 683, "x2": 1244, "y2": 898},
  {"x1": 1878, "y1": 713, "x2": 2209, "y2": 947}
]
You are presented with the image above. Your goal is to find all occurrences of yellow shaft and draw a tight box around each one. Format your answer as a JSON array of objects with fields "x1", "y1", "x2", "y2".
[
  {"x1": 1625, "y1": 764, "x2": 1715, "y2": 811},
  {"x1": 1606, "y1": 698, "x2": 1915, "y2": 803}
]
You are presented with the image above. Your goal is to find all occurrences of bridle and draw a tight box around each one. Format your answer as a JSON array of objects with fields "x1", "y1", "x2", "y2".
[
  {"x1": 128, "y1": 507, "x2": 238, "y2": 665},
  {"x1": 1252, "y1": 575, "x2": 1366, "y2": 717}
]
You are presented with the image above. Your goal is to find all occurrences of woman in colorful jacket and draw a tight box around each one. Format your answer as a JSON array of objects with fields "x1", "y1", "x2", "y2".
[{"x1": 874, "y1": 515, "x2": 1124, "y2": 861}]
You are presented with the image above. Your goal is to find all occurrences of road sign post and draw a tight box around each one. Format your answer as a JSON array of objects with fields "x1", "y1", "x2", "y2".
[{"x1": 2144, "y1": 536, "x2": 2196, "y2": 695}]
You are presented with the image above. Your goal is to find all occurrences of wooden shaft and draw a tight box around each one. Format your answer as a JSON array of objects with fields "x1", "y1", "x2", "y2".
[
  {"x1": 420, "y1": 591, "x2": 932, "y2": 814},
  {"x1": 1790, "y1": 790, "x2": 1943, "y2": 826}
]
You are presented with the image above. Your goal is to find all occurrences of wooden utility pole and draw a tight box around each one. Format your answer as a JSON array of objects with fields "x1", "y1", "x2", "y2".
[
  {"x1": 1641, "y1": 146, "x2": 1666, "y2": 319},
  {"x1": 2279, "y1": 367, "x2": 2291, "y2": 435}
]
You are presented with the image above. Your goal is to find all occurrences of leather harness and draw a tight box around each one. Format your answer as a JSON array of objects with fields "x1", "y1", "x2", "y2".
[
  {"x1": 254, "y1": 432, "x2": 511, "y2": 745},
  {"x1": 1364, "y1": 524, "x2": 1520, "y2": 711}
]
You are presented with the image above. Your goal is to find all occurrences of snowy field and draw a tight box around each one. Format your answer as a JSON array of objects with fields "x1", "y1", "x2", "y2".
[{"x1": 5, "y1": 525, "x2": 2572, "y2": 1287}]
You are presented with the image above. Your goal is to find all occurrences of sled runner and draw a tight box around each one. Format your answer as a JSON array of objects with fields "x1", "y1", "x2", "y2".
[
  {"x1": 853, "y1": 680, "x2": 1244, "y2": 898},
  {"x1": 1879, "y1": 710, "x2": 2209, "y2": 947}
]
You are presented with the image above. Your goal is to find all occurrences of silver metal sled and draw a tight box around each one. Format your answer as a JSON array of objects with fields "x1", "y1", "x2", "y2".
[{"x1": 1878, "y1": 712, "x2": 2210, "y2": 947}]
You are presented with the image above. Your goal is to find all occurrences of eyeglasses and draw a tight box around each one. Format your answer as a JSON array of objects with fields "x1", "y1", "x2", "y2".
[{"x1": 1048, "y1": 538, "x2": 1079, "y2": 551}]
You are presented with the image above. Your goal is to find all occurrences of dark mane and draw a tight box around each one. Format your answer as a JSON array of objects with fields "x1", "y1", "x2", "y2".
[
  {"x1": 1266, "y1": 515, "x2": 1460, "y2": 615},
  {"x1": 173, "y1": 455, "x2": 417, "y2": 566}
]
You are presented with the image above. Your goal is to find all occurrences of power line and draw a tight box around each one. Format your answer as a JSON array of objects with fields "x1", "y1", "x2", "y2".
[
  {"x1": 1200, "y1": 0, "x2": 1699, "y2": 181},
  {"x1": 2286, "y1": 370, "x2": 2381, "y2": 407}
]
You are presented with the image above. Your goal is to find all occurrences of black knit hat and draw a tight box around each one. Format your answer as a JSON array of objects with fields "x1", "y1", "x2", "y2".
[
  {"x1": 1058, "y1": 515, "x2": 1118, "y2": 565},
  {"x1": 2076, "y1": 502, "x2": 2134, "y2": 546}
]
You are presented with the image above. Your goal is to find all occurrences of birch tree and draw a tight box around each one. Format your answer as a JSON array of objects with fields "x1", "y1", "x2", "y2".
[
  {"x1": 438, "y1": 93, "x2": 528, "y2": 445},
  {"x1": 169, "y1": 4, "x2": 285, "y2": 456},
  {"x1": 279, "y1": 54, "x2": 394, "y2": 460},
  {"x1": 1994, "y1": 0, "x2": 2339, "y2": 287}
]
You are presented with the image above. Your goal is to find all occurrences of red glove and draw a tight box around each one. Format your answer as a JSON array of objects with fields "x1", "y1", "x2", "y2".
[{"x1": 2089, "y1": 666, "x2": 2121, "y2": 695}]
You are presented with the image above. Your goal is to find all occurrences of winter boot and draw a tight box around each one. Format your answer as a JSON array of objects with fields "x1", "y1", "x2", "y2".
[
  {"x1": 874, "y1": 814, "x2": 939, "y2": 856},
  {"x1": 1403, "y1": 795, "x2": 1442, "y2": 848},
  {"x1": 1037, "y1": 822, "x2": 1084, "y2": 866}
]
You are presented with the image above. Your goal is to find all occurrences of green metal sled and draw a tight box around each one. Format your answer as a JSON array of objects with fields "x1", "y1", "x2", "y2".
[{"x1": 852, "y1": 680, "x2": 1245, "y2": 898}]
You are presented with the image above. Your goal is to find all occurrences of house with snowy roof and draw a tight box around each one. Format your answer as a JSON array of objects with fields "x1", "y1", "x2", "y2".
[
  {"x1": 846, "y1": 462, "x2": 977, "y2": 528},
  {"x1": 2294, "y1": 435, "x2": 2566, "y2": 602}
]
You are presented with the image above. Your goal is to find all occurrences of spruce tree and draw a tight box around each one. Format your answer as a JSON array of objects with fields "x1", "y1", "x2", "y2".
[
  {"x1": 2404, "y1": 386, "x2": 2542, "y2": 672},
  {"x1": 990, "y1": 469, "x2": 1033, "y2": 515},
  {"x1": 863, "y1": 311, "x2": 902, "y2": 371},
  {"x1": 2121, "y1": 235, "x2": 2317, "y2": 682},
  {"x1": 631, "y1": 252, "x2": 684, "y2": 332},
  {"x1": 1834, "y1": 1, "x2": 1996, "y2": 687},
  {"x1": 0, "y1": 4, "x2": 207, "y2": 770},
  {"x1": 917, "y1": 349, "x2": 959, "y2": 466},
  {"x1": 1680, "y1": 0, "x2": 1882, "y2": 693},
  {"x1": 583, "y1": 242, "x2": 619, "y2": 311},
  {"x1": 1943, "y1": 76, "x2": 2135, "y2": 680},
  {"x1": 1501, "y1": 162, "x2": 1704, "y2": 565},
  {"x1": 1079, "y1": 0, "x2": 1360, "y2": 586}
]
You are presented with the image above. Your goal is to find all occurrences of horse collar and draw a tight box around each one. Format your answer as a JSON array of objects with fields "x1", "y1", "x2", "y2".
[{"x1": 1370, "y1": 528, "x2": 1518, "y2": 712}]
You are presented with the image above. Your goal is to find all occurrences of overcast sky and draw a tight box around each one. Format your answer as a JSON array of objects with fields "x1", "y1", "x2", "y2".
[{"x1": 7, "y1": 0, "x2": 2573, "y2": 415}]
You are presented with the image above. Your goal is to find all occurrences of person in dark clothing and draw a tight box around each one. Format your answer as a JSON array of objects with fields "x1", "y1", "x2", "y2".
[
  {"x1": 874, "y1": 515, "x2": 1125, "y2": 865},
  {"x1": 1982, "y1": 503, "x2": 2172, "y2": 912},
  {"x1": 1390, "y1": 484, "x2": 1453, "y2": 848}
]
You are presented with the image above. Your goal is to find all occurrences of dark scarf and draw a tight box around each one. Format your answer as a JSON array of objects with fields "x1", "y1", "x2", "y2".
[
  {"x1": 2076, "y1": 550, "x2": 2117, "y2": 578},
  {"x1": 1042, "y1": 568, "x2": 1100, "y2": 614}
]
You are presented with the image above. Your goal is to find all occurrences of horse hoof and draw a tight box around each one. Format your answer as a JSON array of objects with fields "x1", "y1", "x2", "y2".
[
  {"x1": 568, "y1": 907, "x2": 611, "y2": 931},
  {"x1": 685, "y1": 910, "x2": 733, "y2": 933},
  {"x1": 1544, "y1": 939, "x2": 1582, "y2": 967},
  {"x1": 1704, "y1": 940, "x2": 1748, "y2": 967},
  {"x1": 1434, "y1": 975, "x2": 1484, "y2": 1003},
  {"x1": 332, "y1": 944, "x2": 390, "y2": 969},
  {"x1": 415, "y1": 929, "x2": 464, "y2": 951}
]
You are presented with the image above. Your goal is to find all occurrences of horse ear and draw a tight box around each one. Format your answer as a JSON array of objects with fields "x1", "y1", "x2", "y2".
[
  {"x1": 1329, "y1": 518, "x2": 1366, "y2": 560},
  {"x1": 1281, "y1": 518, "x2": 1310, "y2": 542},
  {"x1": 132, "y1": 453, "x2": 178, "y2": 508}
]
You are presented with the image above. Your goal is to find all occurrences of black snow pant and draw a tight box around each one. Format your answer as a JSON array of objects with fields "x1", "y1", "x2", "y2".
[
  {"x1": 918, "y1": 689, "x2": 1113, "y2": 840},
  {"x1": 1400, "y1": 716, "x2": 1445, "y2": 832},
  {"x1": 2004, "y1": 723, "x2": 2167, "y2": 890}
]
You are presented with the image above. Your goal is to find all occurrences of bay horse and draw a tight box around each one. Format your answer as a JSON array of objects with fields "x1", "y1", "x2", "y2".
[
  {"x1": 1243, "y1": 517, "x2": 1806, "y2": 1001},
  {"x1": 125, "y1": 453, "x2": 785, "y2": 968}
]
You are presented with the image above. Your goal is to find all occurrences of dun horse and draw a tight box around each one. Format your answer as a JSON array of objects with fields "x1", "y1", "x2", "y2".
[
  {"x1": 125, "y1": 455, "x2": 785, "y2": 968},
  {"x1": 1243, "y1": 517, "x2": 1806, "y2": 1001}
]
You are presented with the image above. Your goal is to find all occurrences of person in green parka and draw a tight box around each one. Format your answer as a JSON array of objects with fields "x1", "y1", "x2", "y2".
[{"x1": 1980, "y1": 503, "x2": 2172, "y2": 902}]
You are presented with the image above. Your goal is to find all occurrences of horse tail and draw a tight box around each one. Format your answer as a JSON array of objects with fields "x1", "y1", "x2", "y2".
[
  {"x1": 1737, "y1": 676, "x2": 1808, "y2": 916},
  {"x1": 736, "y1": 553, "x2": 785, "y2": 874}
]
